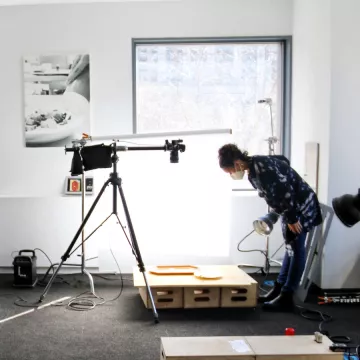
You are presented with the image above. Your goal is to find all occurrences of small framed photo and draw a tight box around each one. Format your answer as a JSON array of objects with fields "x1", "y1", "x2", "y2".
[{"x1": 65, "y1": 176, "x2": 94, "y2": 195}]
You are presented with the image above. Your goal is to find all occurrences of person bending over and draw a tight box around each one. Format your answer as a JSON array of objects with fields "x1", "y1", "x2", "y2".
[{"x1": 218, "y1": 144, "x2": 323, "y2": 311}]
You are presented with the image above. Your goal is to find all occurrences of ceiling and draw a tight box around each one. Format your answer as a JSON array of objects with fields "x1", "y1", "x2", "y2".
[{"x1": 0, "y1": 0, "x2": 179, "y2": 6}]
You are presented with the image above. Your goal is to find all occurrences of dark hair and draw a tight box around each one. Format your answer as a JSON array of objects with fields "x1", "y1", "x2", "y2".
[{"x1": 218, "y1": 143, "x2": 251, "y2": 168}]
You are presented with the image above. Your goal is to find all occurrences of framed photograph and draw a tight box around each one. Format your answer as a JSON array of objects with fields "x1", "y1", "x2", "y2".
[
  {"x1": 23, "y1": 54, "x2": 91, "y2": 148},
  {"x1": 65, "y1": 176, "x2": 93, "y2": 195}
]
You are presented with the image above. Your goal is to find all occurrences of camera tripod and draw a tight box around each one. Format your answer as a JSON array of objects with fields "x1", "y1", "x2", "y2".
[{"x1": 36, "y1": 141, "x2": 186, "y2": 324}]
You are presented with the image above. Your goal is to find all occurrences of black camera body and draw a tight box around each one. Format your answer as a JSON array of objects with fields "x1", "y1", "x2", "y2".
[{"x1": 165, "y1": 139, "x2": 186, "y2": 163}]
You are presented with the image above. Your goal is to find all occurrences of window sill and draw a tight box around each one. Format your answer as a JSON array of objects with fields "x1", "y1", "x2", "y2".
[{"x1": 231, "y1": 189, "x2": 258, "y2": 197}]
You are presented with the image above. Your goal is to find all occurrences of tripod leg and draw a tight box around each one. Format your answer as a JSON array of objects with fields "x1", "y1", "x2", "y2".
[
  {"x1": 38, "y1": 178, "x2": 111, "y2": 302},
  {"x1": 117, "y1": 184, "x2": 159, "y2": 324}
]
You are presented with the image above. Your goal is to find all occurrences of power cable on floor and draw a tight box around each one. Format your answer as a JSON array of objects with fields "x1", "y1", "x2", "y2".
[
  {"x1": 237, "y1": 230, "x2": 282, "y2": 293},
  {"x1": 59, "y1": 244, "x2": 125, "y2": 311},
  {"x1": 12, "y1": 243, "x2": 126, "y2": 311},
  {"x1": 296, "y1": 304, "x2": 352, "y2": 343},
  {"x1": 237, "y1": 231, "x2": 356, "y2": 348}
]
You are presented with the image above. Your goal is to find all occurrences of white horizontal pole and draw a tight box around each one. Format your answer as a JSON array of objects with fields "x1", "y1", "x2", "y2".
[{"x1": 88, "y1": 128, "x2": 232, "y2": 142}]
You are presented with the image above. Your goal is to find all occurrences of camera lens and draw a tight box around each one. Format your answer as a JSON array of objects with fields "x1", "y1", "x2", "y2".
[{"x1": 170, "y1": 150, "x2": 179, "y2": 163}]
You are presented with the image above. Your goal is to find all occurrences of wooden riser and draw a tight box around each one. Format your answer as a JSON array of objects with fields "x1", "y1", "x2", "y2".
[
  {"x1": 221, "y1": 286, "x2": 258, "y2": 308},
  {"x1": 138, "y1": 285, "x2": 258, "y2": 309},
  {"x1": 184, "y1": 287, "x2": 221, "y2": 308},
  {"x1": 160, "y1": 335, "x2": 343, "y2": 360},
  {"x1": 139, "y1": 287, "x2": 184, "y2": 309},
  {"x1": 134, "y1": 265, "x2": 258, "y2": 309}
]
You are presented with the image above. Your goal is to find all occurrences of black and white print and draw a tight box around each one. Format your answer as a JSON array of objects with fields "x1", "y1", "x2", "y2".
[{"x1": 23, "y1": 54, "x2": 90, "y2": 147}]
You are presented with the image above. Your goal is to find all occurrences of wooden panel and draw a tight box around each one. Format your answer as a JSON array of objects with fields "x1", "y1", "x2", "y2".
[
  {"x1": 304, "y1": 142, "x2": 320, "y2": 195},
  {"x1": 221, "y1": 284, "x2": 257, "y2": 308},
  {"x1": 246, "y1": 335, "x2": 342, "y2": 360},
  {"x1": 134, "y1": 265, "x2": 258, "y2": 288},
  {"x1": 160, "y1": 336, "x2": 343, "y2": 360},
  {"x1": 160, "y1": 336, "x2": 255, "y2": 360},
  {"x1": 184, "y1": 287, "x2": 220, "y2": 308},
  {"x1": 139, "y1": 287, "x2": 183, "y2": 309}
]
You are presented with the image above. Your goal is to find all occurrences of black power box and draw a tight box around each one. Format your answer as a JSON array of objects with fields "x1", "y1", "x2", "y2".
[{"x1": 13, "y1": 250, "x2": 38, "y2": 287}]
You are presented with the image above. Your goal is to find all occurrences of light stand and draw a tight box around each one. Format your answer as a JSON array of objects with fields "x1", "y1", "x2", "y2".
[
  {"x1": 39, "y1": 137, "x2": 97, "y2": 298},
  {"x1": 260, "y1": 98, "x2": 277, "y2": 157},
  {"x1": 238, "y1": 98, "x2": 283, "y2": 274},
  {"x1": 79, "y1": 170, "x2": 97, "y2": 295},
  {"x1": 37, "y1": 139, "x2": 186, "y2": 324},
  {"x1": 261, "y1": 98, "x2": 283, "y2": 273},
  {"x1": 77, "y1": 137, "x2": 96, "y2": 295}
]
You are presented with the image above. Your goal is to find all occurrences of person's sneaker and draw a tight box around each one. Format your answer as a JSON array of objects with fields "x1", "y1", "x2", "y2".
[
  {"x1": 258, "y1": 281, "x2": 283, "y2": 303},
  {"x1": 262, "y1": 291, "x2": 295, "y2": 312}
]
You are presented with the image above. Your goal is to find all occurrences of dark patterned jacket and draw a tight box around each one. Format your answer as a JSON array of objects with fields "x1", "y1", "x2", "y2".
[{"x1": 247, "y1": 155, "x2": 323, "y2": 236}]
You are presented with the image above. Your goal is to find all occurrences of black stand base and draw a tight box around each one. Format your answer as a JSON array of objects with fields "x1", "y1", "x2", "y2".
[{"x1": 37, "y1": 152, "x2": 159, "y2": 324}]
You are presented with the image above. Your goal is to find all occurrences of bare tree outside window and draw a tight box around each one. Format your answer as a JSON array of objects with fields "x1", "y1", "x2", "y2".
[{"x1": 134, "y1": 40, "x2": 286, "y2": 156}]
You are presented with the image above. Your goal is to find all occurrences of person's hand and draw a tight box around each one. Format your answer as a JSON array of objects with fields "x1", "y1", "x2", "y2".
[
  {"x1": 288, "y1": 221, "x2": 302, "y2": 234},
  {"x1": 67, "y1": 55, "x2": 90, "y2": 86}
]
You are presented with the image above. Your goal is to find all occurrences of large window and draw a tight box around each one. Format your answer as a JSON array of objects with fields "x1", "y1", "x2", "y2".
[
  {"x1": 129, "y1": 37, "x2": 291, "y2": 257},
  {"x1": 133, "y1": 37, "x2": 291, "y2": 157}
]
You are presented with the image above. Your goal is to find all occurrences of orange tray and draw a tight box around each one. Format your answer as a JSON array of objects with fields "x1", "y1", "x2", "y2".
[{"x1": 148, "y1": 265, "x2": 198, "y2": 275}]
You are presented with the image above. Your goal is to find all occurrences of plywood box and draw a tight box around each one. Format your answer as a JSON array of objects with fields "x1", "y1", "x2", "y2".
[
  {"x1": 184, "y1": 287, "x2": 220, "y2": 308},
  {"x1": 133, "y1": 265, "x2": 258, "y2": 309},
  {"x1": 160, "y1": 335, "x2": 343, "y2": 360},
  {"x1": 221, "y1": 285, "x2": 257, "y2": 308},
  {"x1": 161, "y1": 336, "x2": 255, "y2": 360},
  {"x1": 139, "y1": 287, "x2": 183, "y2": 309}
]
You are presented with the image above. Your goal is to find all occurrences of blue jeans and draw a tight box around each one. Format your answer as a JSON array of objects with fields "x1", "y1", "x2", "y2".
[{"x1": 277, "y1": 230, "x2": 307, "y2": 293}]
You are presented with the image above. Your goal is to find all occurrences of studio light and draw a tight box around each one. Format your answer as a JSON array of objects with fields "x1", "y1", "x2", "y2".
[
  {"x1": 332, "y1": 189, "x2": 360, "y2": 227},
  {"x1": 253, "y1": 211, "x2": 280, "y2": 236}
]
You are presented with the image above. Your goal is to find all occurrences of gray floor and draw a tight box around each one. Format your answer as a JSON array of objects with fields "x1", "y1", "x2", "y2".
[{"x1": 0, "y1": 273, "x2": 359, "y2": 360}]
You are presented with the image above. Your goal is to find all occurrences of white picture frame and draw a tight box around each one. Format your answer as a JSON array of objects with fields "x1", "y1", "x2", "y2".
[{"x1": 64, "y1": 176, "x2": 93, "y2": 195}]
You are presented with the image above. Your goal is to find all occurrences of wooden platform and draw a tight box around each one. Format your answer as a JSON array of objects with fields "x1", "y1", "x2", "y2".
[
  {"x1": 133, "y1": 265, "x2": 258, "y2": 309},
  {"x1": 160, "y1": 335, "x2": 343, "y2": 360}
]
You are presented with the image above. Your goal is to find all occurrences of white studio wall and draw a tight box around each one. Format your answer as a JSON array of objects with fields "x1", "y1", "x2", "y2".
[
  {"x1": 325, "y1": 0, "x2": 360, "y2": 289},
  {"x1": 292, "y1": 0, "x2": 360, "y2": 289},
  {"x1": 291, "y1": 0, "x2": 331, "y2": 204},
  {"x1": 0, "y1": 0, "x2": 293, "y2": 273}
]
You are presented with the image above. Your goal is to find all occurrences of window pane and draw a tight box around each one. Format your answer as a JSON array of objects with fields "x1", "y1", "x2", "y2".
[{"x1": 135, "y1": 42, "x2": 283, "y2": 155}]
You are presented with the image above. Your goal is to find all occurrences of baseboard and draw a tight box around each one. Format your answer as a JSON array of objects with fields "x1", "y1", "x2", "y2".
[
  {"x1": 321, "y1": 288, "x2": 360, "y2": 295},
  {"x1": 0, "y1": 266, "x2": 99, "y2": 275},
  {"x1": 238, "y1": 264, "x2": 281, "y2": 274}
]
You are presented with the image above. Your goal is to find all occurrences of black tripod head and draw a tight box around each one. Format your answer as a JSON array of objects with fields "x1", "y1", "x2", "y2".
[{"x1": 65, "y1": 138, "x2": 186, "y2": 176}]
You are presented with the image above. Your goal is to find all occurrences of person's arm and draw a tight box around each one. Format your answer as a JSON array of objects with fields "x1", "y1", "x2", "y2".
[
  {"x1": 253, "y1": 158, "x2": 298, "y2": 225},
  {"x1": 65, "y1": 54, "x2": 90, "y2": 102},
  {"x1": 67, "y1": 55, "x2": 90, "y2": 85}
]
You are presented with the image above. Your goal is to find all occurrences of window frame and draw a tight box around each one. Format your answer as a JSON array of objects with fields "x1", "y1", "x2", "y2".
[{"x1": 131, "y1": 36, "x2": 292, "y2": 173}]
